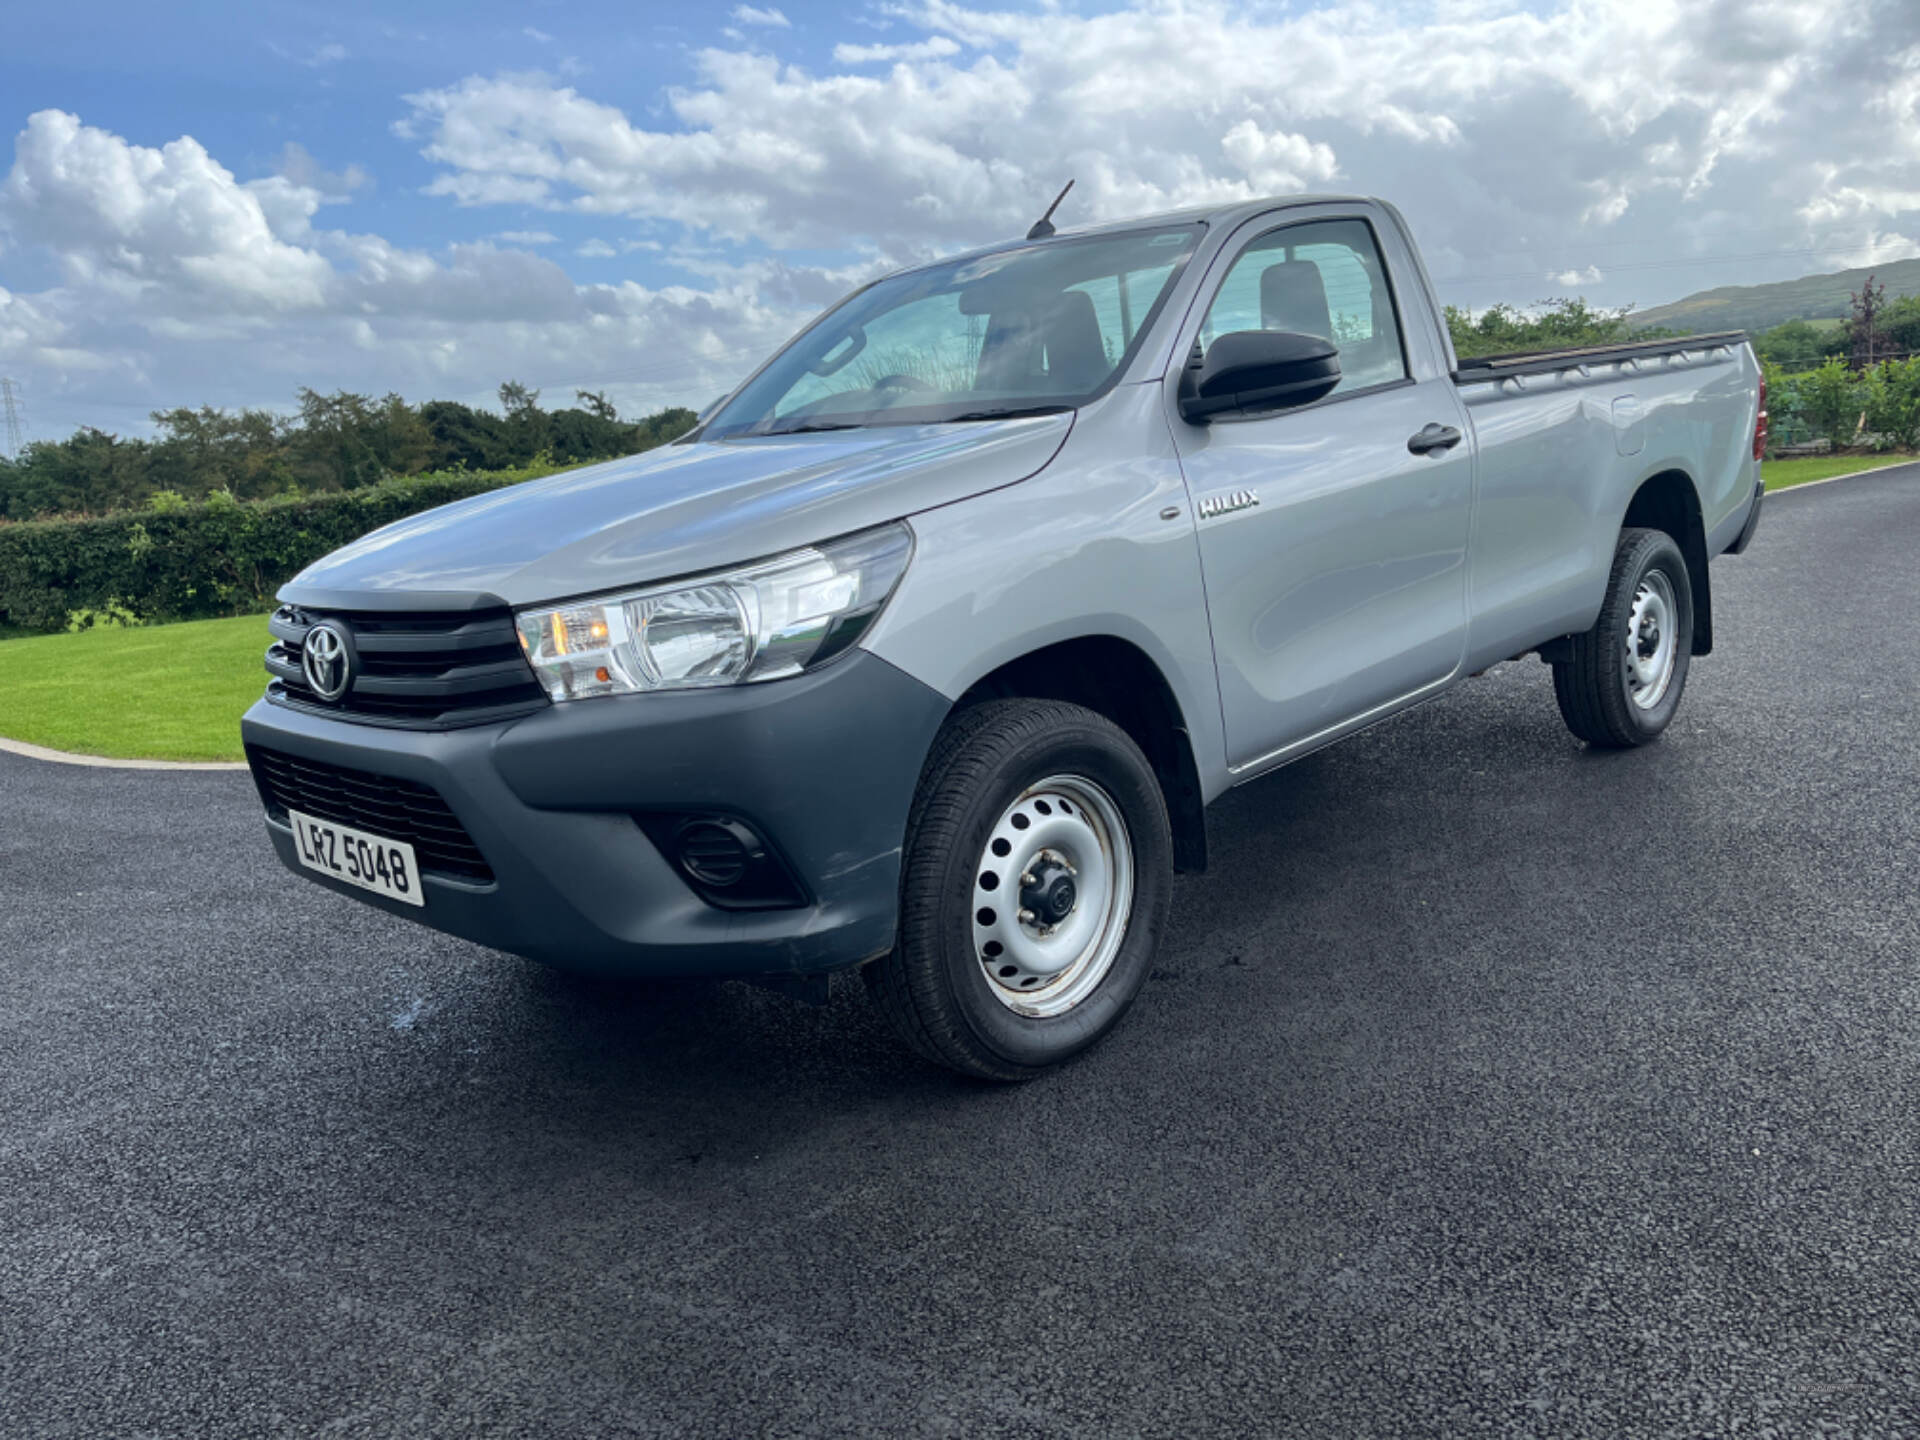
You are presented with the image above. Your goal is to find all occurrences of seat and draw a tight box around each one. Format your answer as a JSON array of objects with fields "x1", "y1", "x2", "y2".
[
  {"x1": 1041, "y1": 290, "x2": 1111, "y2": 392},
  {"x1": 1260, "y1": 262, "x2": 1334, "y2": 340},
  {"x1": 975, "y1": 313, "x2": 1037, "y2": 394},
  {"x1": 975, "y1": 290, "x2": 1112, "y2": 396}
]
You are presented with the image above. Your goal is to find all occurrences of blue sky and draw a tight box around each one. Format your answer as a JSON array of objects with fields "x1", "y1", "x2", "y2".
[
  {"x1": 2, "y1": 0, "x2": 1917, "y2": 438},
  {"x1": 0, "y1": 0, "x2": 823, "y2": 287}
]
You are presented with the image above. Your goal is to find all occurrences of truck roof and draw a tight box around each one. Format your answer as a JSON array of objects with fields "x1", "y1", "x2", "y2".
[
  {"x1": 1049, "y1": 193, "x2": 1375, "y2": 238},
  {"x1": 890, "y1": 194, "x2": 1379, "y2": 280}
]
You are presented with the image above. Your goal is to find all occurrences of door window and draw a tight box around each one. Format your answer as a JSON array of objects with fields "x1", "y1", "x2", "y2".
[{"x1": 1197, "y1": 218, "x2": 1409, "y2": 396}]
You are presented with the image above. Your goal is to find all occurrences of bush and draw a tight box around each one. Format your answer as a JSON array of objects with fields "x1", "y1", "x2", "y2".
[
  {"x1": 1862, "y1": 357, "x2": 1920, "y2": 452},
  {"x1": 1798, "y1": 358, "x2": 1863, "y2": 448},
  {"x1": 1445, "y1": 298, "x2": 1662, "y2": 360},
  {"x1": 0, "y1": 458, "x2": 568, "y2": 633},
  {"x1": 65, "y1": 600, "x2": 145, "y2": 633}
]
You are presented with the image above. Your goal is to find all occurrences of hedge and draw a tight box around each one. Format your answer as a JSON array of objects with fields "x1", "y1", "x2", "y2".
[{"x1": 0, "y1": 460, "x2": 569, "y2": 632}]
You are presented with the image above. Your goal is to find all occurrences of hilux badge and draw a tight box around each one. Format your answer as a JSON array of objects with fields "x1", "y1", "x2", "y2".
[
  {"x1": 302, "y1": 622, "x2": 352, "y2": 701},
  {"x1": 1199, "y1": 489, "x2": 1260, "y2": 520}
]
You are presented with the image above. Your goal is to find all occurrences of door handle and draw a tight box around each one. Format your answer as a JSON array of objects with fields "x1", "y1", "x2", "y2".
[{"x1": 1408, "y1": 422, "x2": 1463, "y2": 455}]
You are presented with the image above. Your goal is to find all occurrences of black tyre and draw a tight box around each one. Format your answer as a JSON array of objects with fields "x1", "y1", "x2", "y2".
[
  {"x1": 865, "y1": 698, "x2": 1174, "y2": 1081},
  {"x1": 1553, "y1": 526, "x2": 1693, "y2": 748}
]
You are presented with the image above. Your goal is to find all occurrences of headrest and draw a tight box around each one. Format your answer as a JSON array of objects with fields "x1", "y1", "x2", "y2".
[
  {"x1": 1043, "y1": 289, "x2": 1110, "y2": 392},
  {"x1": 1260, "y1": 262, "x2": 1333, "y2": 340}
]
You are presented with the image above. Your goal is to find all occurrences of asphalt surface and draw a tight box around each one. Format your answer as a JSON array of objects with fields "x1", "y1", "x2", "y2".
[{"x1": 4, "y1": 468, "x2": 1919, "y2": 1438}]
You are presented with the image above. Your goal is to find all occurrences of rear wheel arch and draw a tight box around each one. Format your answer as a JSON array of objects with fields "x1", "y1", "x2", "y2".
[
  {"x1": 945, "y1": 636, "x2": 1208, "y2": 873},
  {"x1": 1621, "y1": 469, "x2": 1713, "y2": 656}
]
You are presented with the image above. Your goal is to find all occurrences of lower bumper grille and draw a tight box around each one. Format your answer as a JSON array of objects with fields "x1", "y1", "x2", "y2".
[{"x1": 246, "y1": 745, "x2": 494, "y2": 884}]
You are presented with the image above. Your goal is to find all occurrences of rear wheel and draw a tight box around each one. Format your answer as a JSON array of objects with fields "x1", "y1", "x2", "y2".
[
  {"x1": 866, "y1": 699, "x2": 1173, "y2": 1081},
  {"x1": 1552, "y1": 526, "x2": 1693, "y2": 748}
]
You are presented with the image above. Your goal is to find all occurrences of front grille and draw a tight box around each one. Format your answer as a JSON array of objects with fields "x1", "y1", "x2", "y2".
[
  {"x1": 247, "y1": 745, "x2": 495, "y2": 884},
  {"x1": 265, "y1": 604, "x2": 548, "y2": 729}
]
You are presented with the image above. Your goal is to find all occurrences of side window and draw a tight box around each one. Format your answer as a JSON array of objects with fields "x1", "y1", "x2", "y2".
[{"x1": 1197, "y1": 218, "x2": 1409, "y2": 397}]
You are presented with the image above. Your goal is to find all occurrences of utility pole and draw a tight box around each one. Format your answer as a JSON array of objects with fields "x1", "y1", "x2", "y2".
[{"x1": 0, "y1": 378, "x2": 23, "y2": 460}]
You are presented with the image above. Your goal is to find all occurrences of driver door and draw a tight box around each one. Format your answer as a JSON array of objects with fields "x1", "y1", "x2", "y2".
[{"x1": 1171, "y1": 213, "x2": 1475, "y2": 775}]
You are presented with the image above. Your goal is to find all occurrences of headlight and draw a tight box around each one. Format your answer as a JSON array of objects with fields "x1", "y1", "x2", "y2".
[{"x1": 514, "y1": 523, "x2": 913, "y2": 701}]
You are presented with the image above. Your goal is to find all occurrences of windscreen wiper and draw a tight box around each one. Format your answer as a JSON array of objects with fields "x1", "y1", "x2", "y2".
[
  {"x1": 757, "y1": 419, "x2": 864, "y2": 436},
  {"x1": 945, "y1": 405, "x2": 1075, "y2": 422}
]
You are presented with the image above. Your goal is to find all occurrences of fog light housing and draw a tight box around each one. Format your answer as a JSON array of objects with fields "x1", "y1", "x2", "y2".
[{"x1": 635, "y1": 813, "x2": 808, "y2": 911}]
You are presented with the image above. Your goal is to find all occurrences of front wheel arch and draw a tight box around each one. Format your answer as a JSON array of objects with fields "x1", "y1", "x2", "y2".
[{"x1": 948, "y1": 634, "x2": 1208, "y2": 873}]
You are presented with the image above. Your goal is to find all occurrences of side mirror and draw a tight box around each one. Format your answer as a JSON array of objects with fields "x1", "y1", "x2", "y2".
[{"x1": 1177, "y1": 331, "x2": 1341, "y2": 423}]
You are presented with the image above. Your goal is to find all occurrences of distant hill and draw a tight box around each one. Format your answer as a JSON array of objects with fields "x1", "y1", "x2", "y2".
[{"x1": 1631, "y1": 256, "x2": 1920, "y2": 334}]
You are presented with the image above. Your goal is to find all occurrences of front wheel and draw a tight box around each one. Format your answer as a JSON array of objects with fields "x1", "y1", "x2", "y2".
[
  {"x1": 865, "y1": 699, "x2": 1173, "y2": 1081},
  {"x1": 1552, "y1": 526, "x2": 1694, "y2": 748}
]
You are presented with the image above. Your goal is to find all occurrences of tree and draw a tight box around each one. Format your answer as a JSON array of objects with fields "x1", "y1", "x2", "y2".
[
  {"x1": 148, "y1": 405, "x2": 293, "y2": 500},
  {"x1": 0, "y1": 385, "x2": 706, "y2": 521},
  {"x1": 575, "y1": 390, "x2": 618, "y2": 423},
  {"x1": 1753, "y1": 318, "x2": 1848, "y2": 372},
  {"x1": 496, "y1": 379, "x2": 549, "y2": 464},
  {"x1": 292, "y1": 389, "x2": 434, "y2": 491},
  {"x1": 634, "y1": 406, "x2": 699, "y2": 448},
  {"x1": 0, "y1": 427, "x2": 155, "y2": 518},
  {"x1": 1874, "y1": 294, "x2": 1920, "y2": 359},
  {"x1": 419, "y1": 399, "x2": 512, "y2": 471},
  {"x1": 1847, "y1": 274, "x2": 1888, "y2": 370}
]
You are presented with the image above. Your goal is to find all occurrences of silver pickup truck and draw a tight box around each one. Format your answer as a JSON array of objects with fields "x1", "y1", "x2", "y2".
[{"x1": 243, "y1": 194, "x2": 1766, "y2": 1079}]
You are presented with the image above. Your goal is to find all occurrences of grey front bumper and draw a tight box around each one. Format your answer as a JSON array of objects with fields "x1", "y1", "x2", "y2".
[{"x1": 242, "y1": 650, "x2": 951, "y2": 978}]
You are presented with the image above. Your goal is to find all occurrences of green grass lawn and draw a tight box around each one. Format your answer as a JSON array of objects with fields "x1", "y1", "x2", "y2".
[
  {"x1": 0, "y1": 613, "x2": 269, "y2": 762},
  {"x1": 1764, "y1": 452, "x2": 1915, "y2": 491}
]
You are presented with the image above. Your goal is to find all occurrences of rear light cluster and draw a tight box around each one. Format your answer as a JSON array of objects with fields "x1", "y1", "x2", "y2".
[{"x1": 1753, "y1": 371, "x2": 1769, "y2": 462}]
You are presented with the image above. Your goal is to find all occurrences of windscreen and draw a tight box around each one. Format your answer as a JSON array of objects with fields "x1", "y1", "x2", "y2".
[{"x1": 703, "y1": 224, "x2": 1204, "y2": 438}]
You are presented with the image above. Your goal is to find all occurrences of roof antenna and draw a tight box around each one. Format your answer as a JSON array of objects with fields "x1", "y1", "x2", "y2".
[{"x1": 1025, "y1": 179, "x2": 1075, "y2": 241}]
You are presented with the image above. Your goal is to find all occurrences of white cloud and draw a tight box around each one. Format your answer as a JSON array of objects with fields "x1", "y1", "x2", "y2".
[
  {"x1": 575, "y1": 238, "x2": 616, "y2": 257},
  {"x1": 306, "y1": 42, "x2": 348, "y2": 68},
  {"x1": 2, "y1": 111, "x2": 333, "y2": 312},
  {"x1": 1220, "y1": 121, "x2": 1340, "y2": 194},
  {"x1": 7, "y1": 1, "x2": 1920, "y2": 436},
  {"x1": 395, "y1": 0, "x2": 1920, "y2": 286},
  {"x1": 0, "y1": 111, "x2": 822, "y2": 430},
  {"x1": 524, "y1": 27, "x2": 553, "y2": 44},
  {"x1": 1831, "y1": 231, "x2": 1920, "y2": 268},
  {"x1": 833, "y1": 37, "x2": 961, "y2": 64},
  {"x1": 275, "y1": 141, "x2": 369, "y2": 200}
]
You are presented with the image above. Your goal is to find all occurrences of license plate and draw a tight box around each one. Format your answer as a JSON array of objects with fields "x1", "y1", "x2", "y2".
[{"x1": 287, "y1": 808, "x2": 425, "y2": 908}]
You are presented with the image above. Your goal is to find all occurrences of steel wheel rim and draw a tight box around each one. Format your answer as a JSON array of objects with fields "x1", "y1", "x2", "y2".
[
  {"x1": 971, "y1": 774, "x2": 1134, "y2": 1018},
  {"x1": 1625, "y1": 568, "x2": 1679, "y2": 711}
]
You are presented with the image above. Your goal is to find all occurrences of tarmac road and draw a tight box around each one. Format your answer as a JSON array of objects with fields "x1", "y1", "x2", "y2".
[{"x1": 3, "y1": 466, "x2": 1918, "y2": 1437}]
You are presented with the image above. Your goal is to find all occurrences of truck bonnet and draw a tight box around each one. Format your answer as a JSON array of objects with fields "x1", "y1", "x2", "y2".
[{"x1": 279, "y1": 413, "x2": 1073, "y2": 609}]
